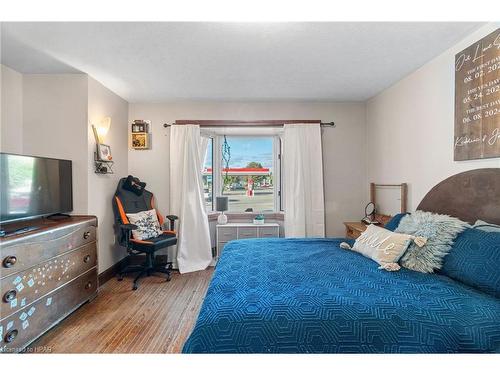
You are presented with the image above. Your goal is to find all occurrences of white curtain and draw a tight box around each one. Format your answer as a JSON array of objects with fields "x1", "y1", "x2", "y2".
[
  {"x1": 170, "y1": 125, "x2": 212, "y2": 273},
  {"x1": 200, "y1": 136, "x2": 209, "y2": 175},
  {"x1": 283, "y1": 123, "x2": 325, "y2": 238}
]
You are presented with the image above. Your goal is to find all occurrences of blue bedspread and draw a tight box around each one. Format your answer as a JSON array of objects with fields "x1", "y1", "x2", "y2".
[{"x1": 182, "y1": 238, "x2": 500, "y2": 353}]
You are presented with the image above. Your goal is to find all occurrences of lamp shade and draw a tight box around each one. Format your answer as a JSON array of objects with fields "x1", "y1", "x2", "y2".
[
  {"x1": 96, "y1": 116, "x2": 111, "y2": 143},
  {"x1": 215, "y1": 196, "x2": 228, "y2": 212}
]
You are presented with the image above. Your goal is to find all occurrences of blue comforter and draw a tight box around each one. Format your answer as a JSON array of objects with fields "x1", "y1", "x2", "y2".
[{"x1": 182, "y1": 238, "x2": 500, "y2": 353}]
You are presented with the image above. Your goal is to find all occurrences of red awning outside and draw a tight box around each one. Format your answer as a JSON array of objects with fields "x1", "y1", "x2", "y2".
[{"x1": 202, "y1": 167, "x2": 270, "y2": 176}]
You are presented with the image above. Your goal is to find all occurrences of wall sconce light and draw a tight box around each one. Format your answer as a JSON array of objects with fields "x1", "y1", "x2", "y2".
[
  {"x1": 93, "y1": 116, "x2": 111, "y2": 143},
  {"x1": 91, "y1": 117, "x2": 114, "y2": 175}
]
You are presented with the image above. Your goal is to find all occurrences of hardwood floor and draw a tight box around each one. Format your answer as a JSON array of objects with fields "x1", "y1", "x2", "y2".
[{"x1": 31, "y1": 268, "x2": 214, "y2": 353}]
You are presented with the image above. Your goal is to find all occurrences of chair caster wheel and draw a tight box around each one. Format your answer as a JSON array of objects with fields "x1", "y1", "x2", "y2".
[
  {"x1": 166, "y1": 274, "x2": 172, "y2": 282},
  {"x1": 132, "y1": 283, "x2": 138, "y2": 290},
  {"x1": 117, "y1": 275, "x2": 123, "y2": 281}
]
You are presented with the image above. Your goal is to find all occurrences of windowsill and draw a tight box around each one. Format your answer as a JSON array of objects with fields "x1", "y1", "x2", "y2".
[{"x1": 207, "y1": 211, "x2": 284, "y2": 221}]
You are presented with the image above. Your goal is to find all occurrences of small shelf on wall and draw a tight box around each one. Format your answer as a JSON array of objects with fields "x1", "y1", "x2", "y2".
[
  {"x1": 131, "y1": 120, "x2": 152, "y2": 150},
  {"x1": 94, "y1": 152, "x2": 114, "y2": 174}
]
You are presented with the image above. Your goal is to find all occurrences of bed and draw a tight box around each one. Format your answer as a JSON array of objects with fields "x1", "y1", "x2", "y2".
[{"x1": 182, "y1": 169, "x2": 500, "y2": 353}]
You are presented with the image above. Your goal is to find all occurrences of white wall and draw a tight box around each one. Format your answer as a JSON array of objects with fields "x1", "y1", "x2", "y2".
[
  {"x1": 129, "y1": 102, "x2": 367, "y2": 237},
  {"x1": 1, "y1": 68, "x2": 129, "y2": 273},
  {"x1": 366, "y1": 23, "x2": 500, "y2": 212},
  {"x1": 23, "y1": 74, "x2": 88, "y2": 214},
  {"x1": 22, "y1": 74, "x2": 89, "y2": 214},
  {"x1": 0, "y1": 65, "x2": 23, "y2": 153},
  {"x1": 87, "y1": 77, "x2": 129, "y2": 272}
]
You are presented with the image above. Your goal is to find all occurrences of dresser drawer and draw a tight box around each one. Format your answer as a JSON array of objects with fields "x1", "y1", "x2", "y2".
[
  {"x1": 0, "y1": 268, "x2": 97, "y2": 353},
  {"x1": 237, "y1": 227, "x2": 258, "y2": 238},
  {"x1": 1, "y1": 243, "x2": 97, "y2": 318},
  {"x1": 218, "y1": 227, "x2": 237, "y2": 242},
  {"x1": 1, "y1": 224, "x2": 96, "y2": 278},
  {"x1": 258, "y1": 227, "x2": 279, "y2": 238}
]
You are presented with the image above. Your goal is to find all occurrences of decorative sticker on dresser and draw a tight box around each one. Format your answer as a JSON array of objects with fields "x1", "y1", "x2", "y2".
[
  {"x1": 3, "y1": 243, "x2": 96, "y2": 315},
  {"x1": 1, "y1": 269, "x2": 97, "y2": 353},
  {"x1": 1, "y1": 216, "x2": 98, "y2": 352}
]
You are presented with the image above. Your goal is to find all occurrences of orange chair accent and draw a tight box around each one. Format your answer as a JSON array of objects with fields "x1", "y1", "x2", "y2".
[{"x1": 112, "y1": 176, "x2": 178, "y2": 290}]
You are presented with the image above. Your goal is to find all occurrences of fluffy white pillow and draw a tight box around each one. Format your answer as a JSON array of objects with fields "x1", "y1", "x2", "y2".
[
  {"x1": 126, "y1": 209, "x2": 163, "y2": 240},
  {"x1": 343, "y1": 225, "x2": 416, "y2": 271}
]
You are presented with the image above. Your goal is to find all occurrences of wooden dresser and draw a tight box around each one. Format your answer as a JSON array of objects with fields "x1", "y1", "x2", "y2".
[{"x1": 0, "y1": 216, "x2": 98, "y2": 353}]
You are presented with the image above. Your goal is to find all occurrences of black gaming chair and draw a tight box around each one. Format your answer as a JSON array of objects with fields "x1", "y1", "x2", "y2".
[{"x1": 112, "y1": 176, "x2": 178, "y2": 290}]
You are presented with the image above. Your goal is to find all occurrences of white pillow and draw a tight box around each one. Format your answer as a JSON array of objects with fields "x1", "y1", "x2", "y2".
[
  {"x1": 126, "y1": 209, "x2": 163, "y2": 240},
  {"x1": 349, "y1": 225, "x2": 414, "y2": 270}
]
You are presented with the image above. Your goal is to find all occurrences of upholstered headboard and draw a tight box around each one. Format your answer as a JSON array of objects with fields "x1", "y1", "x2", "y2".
[{"x1": 417, "y1": 168, "x2": 500, "y2": 225}]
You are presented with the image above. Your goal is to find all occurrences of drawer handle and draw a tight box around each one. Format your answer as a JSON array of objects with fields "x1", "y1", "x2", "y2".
[
  {"x1": 83, "y1": 231, "x2": 91, "y2": 240},
  {"x1": 2, "y1": 256, "x2": 17, "y2": 268},
  {"x1": 85, "y1": 281, "x2": 93, "y2": 290},
  {"x1": 4, "y1": 329, "x2": 18, "y2": 343},
  {"x1": 83, "y1": 255, "x2": 91, "y2": 263},
  {"x1": 3, "y1": 289, "x2": 17, "y2": 303}
]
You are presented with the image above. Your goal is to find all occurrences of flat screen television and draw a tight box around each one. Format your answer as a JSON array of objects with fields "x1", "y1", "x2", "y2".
[{"x1": 0, "y1": 153, "x2": 73, "y2": 224}]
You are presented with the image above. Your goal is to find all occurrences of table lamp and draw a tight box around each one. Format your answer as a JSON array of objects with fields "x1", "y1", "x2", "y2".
[{"x1": 216, "y1": 196, "x2": 229, "y2": 224}]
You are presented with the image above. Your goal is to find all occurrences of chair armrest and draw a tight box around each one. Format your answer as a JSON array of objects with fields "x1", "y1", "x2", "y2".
[
  {"x1": 120, "y1": 223, "x2": 138, "y2": 231},
  {"x1": 119, "y1": 224, "x2": 138, "y2": 250},
  {"x1": 166, "y1": 215, "x2": 178, "y2": 231}
]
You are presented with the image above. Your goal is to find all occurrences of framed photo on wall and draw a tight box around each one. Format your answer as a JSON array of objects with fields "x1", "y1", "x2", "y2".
[{"x1": 97, "y1": 143, "x2": 113, "y2": 161}]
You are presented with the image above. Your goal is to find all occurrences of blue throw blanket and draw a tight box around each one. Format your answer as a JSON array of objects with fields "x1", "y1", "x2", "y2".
[{"x1": 183, "y1": 238, "x2": 500, "y2": 353}]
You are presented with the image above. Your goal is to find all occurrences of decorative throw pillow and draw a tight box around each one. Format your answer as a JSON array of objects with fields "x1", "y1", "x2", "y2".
[
  {"x1": 473, "y1": 220, "x2": 500, "y2": 233},
  {"x1": 396, "y1": 210, "x2": 470, "y2": 273},
  {"x1": 126, "y1": 209, "x2": 162, "y2": 240},
  {"x1": 342, "y1": 225, "x2": 417, "y2": 271},
  {"x1": 440, "y1": 228, "x2": 500, "y2": 298},
  {"x1": 123, "y1": 175, "x2": 146, "y2": 196}
]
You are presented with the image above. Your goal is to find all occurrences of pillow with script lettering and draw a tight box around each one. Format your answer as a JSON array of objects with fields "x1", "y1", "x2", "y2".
[{"x1": 348, "y1": 225, "x2": 415, "y2": 271}]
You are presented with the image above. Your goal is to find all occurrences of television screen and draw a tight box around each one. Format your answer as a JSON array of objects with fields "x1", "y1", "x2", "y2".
[{"x1": 0, "y1": 153, "x2": 73, "y2": 223}]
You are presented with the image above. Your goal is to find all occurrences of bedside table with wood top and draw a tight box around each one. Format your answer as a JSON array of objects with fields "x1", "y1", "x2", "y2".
[
  {"x1": 343, "y1": 222, "x2": 368, "y2": 239},
  {"x1": 344, "y1": 214, "x2": 392, "y2": 239}
]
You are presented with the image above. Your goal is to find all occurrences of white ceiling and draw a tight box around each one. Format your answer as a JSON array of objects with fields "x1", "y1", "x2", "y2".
[{"x1": 1, "y1": 22, "x2": 483, "y2": 102}]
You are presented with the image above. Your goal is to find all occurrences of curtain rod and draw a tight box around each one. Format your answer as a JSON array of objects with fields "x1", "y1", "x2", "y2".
[{"x1": 162, "y1": 121, "x2": 335, "y2": 128}]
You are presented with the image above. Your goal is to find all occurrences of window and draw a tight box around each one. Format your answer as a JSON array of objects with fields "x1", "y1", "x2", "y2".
[{"x1": 202, "y1": 135, "x2": 281, "y2": 213}]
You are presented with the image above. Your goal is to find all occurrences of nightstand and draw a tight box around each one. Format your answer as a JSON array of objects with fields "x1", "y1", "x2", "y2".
[
  {"x1": 343, "y1": 222, "x2": 367, "y2": 239},
  {"x1": 216, "y1": 222, "x2": 279, "y2": 259}
]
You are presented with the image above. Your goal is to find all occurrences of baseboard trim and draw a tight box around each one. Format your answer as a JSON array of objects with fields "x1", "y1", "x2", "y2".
[
  {"x1": 98, "y1": 254, "x2": 173, "y2": 287},
  {"x1": 98, "y1": 257, "x2": 128, "y2": 287}
]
